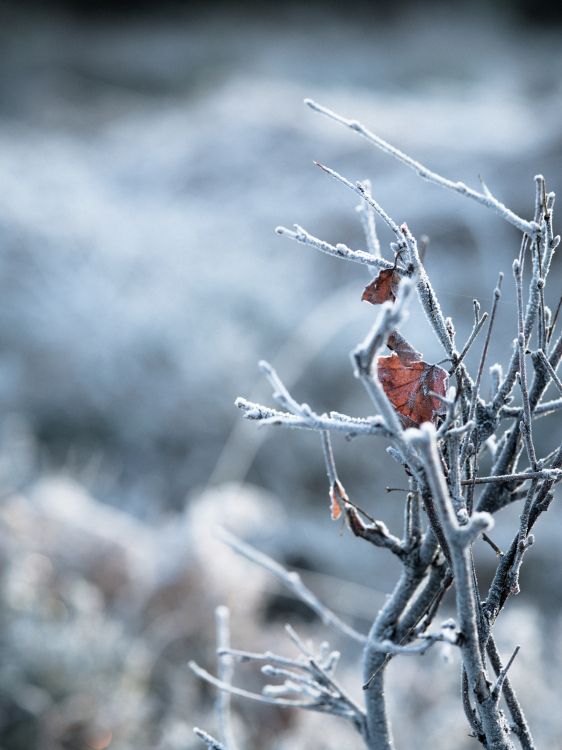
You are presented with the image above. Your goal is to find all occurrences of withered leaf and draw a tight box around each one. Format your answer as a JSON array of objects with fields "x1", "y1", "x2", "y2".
[
  {"x1": 378, "y1": 332, "x2": 448, "y2": 427},
  {"x1": 362, "y1": 268, "x2": 401, "y2": 305},
  {"x1": 329, "y1": 479, "x2": 348, "y2": 521}
]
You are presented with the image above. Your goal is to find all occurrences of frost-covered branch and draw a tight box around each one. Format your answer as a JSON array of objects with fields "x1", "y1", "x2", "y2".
[
  {"x1": 315, "y1": 159, "x2": 456, "y2": 360},
  {"x1": 194, "y1": 97, "x2": 561, "y2": 750},
  {"x1": 356, "y1": 179, "x2": 381, "y2": 258},
  {"x1": 215, "y1": 606, "x2": 238, "y2": 750},
  {"x1": 314, "y1": 161, "x2": 403, "y2": 238},
  {"x1": 217, "y1": 528, "x2": 367, "y2": 645},
  {"x1": 194, "y1": 728, "x2": 228, "y2": 750},
  {"x1": 235, "y1": 396, "x2": 389, "y2": 438},
  {"x1": 499, "y1": 396, "x2": 562, "y2": 418},
  {"x1": 305, "y1": 98, "x2": 537, "y2": 236},
  {"x1": 191, "y1": 626, "x2": 367, "y2": 738},
  {"x1": 365, "y1": 618, "x2": 460, "y2": 658},
  {"x1": 536, "y1": 349, "x2": 562, "y2": 395},
  {"x1": 275, "y1": 224, "x2": 393, "y2": 270},
  {"x1": 408, "y1": 424, "x2": 516, "y2": 750}
]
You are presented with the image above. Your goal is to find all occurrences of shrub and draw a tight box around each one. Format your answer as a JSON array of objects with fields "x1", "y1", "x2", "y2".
[{"x1": 191, "y1": 99, "x2": 561, "y2": 750}]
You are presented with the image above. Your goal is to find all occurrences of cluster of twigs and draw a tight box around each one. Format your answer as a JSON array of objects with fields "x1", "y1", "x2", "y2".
[{"x1": 191, "y1": 100, "x2": 561, "y2": 749}]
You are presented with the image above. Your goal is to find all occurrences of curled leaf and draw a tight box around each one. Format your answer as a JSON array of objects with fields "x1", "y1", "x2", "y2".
[
  {"x1": 329, "y1": 479, "x2": 349, "y2": 521},
  {"x1": 362, "y1": 268, "x2": 401, "y2": 305},
  {"x1": 378, "y1": 332, "x2": 448, "y2": 427}
]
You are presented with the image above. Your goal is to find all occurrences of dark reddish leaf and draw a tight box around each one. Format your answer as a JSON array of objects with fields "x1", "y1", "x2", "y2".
[
  {"x1": 386, "y1": 331, "x2": 420, "y2": 363},
  {"x1": 377, "y1": 332, "x2": 448, "y2": 427},
  {"x1": 362, "y1": 268, "x2": 401, "y2": 305}
]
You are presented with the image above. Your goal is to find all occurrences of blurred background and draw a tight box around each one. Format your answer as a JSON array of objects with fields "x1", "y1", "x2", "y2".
[{"x1": 0, "y1": 1, "x2": 561, "y2": 748}]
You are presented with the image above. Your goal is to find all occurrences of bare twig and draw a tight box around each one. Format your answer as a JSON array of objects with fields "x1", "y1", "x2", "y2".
[
  {"x1": 217, "y1": 528, "x2": 367, "y2": 644},
  {"x1": 407, "y1": 424, "x2": 514, "y2": 750},
  {"x1": 194, "y1": 728, "x2": 228, "y2": 750},
  {"x1": 356, "y1": 179, "x2": 381, "y2": 258},
  {"x1": 462, "y1": 469, "x2": 560, "y2": 486},
  {"x1": 219, "y1": 98, "x2": 558, "y2": 750},
  {"x1": 189, "y1": 661, "x2": 325, "y2": 710},
  {"x1": 487, "y1": 637, "x2": 536, "y2": 750},
  {"x1": 499, "y1": 397, "x2": 562, "y2": 418},
  {"x1": 345, "y1": 502, "x2": 405, "y2": 558},
  {"x1": 235, "y1": 397, "x2": 390, "y2": 438},
  {"x1": 491, "y1": 645, "x2": 520, "y2": 704},
  {"x1": 460, "y1": 273, "x2": 503, "y2": 467},
  {"x1": 513, "y1": 255, "x2": 538, "y2": 470},
  {"x1": 215, "y1": 606, "x2": 238, "y2": 750},
  {"x1": 536, "y1": 349, "x2": 562, "y2": 395},
  {"x1": 305, "y1": 98, "x2": 537, "y2": 236},
  {"x1": 547, "y1": 294, "x2": 562, "y2": 344},
  {"x1": 451, "y1": 311, "x2": 488, "y2": 375},
  {"x1": 315, "y1": 161, "x2": 402, "y2": 238},
  {"x1": 276, "y1": 224, "x2": 393, "y2": 270},
  {"x1": 206, "y1": 630, "x2": 367, "y2": 736}
]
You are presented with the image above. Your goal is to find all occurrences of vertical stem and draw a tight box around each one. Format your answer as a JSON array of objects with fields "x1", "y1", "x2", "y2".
[
  {"x1": 412, "y1": 425, "x2": 515, "y2": 750},
  {"x1": 487, "y1": 636, "x2": 536, "y2": 750},
  {"x1": 216, "y1": 606, "x2": 238, "y2": 750},
  {"x1": 363, "y1": 569, "x2": 420, "y2": 749}
]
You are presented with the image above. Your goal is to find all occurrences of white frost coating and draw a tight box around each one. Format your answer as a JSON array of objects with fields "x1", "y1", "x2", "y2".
[
  {"x1": 305, "y1": 98, "x2": 538, "y2": 237},
  {"x1": 197, "y1": 97, "x2": 561, "y2": 750}
]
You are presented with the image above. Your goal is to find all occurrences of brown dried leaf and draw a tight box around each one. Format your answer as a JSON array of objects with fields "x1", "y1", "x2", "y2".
[
  {"x1": 362, "y1": 268, "x2": 401, "y2": 305},
  {"x1": 329, "y1": 479, "x2": 349, "y2": 521},
  {"x1": 378, "y1": 332, "x2": 448, "y2": 427}
]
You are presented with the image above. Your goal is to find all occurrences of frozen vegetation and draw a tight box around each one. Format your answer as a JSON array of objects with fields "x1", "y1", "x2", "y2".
[{"x1": 0, "y1": 4, "x2": 561, "y2": 749}]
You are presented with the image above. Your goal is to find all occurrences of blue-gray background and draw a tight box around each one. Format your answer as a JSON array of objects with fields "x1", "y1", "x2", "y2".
[{"x1": 0, "y1": 3, "x2": 561, "y2": 749}]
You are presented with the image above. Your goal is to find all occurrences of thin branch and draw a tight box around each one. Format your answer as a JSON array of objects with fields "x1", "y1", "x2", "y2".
[
  {"x1": 536, "y1": 349, "x2": 562, "y2": 396},
  {"x1": 450, "y1": 311, "x2": 488, "y2": 375},
  {"x1": 513, "y1": 256, "x2": 538, "y2": 470},
  {"x1": 220, "y1": 646, "x2": 306, "y2": 668},
  {"x1": 217, "y1": 528, "x2": 367, "y2": 644},
  {"x1": 320, "y1": 429, "x2": 349, "y2": 522},
  {"x1": 407, "y1": 424, "x2": 514, "y2": 749},
  {"x1": 491, "y1": 645, "x2": 520, "y2": 704},
  {"x1": 283, "y1": 625, "x2": 366, "y2": 724},
  {"x1": 462, "y1": 469, "x2": 561, "y2": 486},
  {"x1": 482, "y1": 534, "x2": 503, "y2": 557},
  {"x1": 212, "y1": 630, "x2": 366, "y2": 734},
  {"x1": 345, "y1": 502, "x2": 406, "y2": 559},
  {"x1": 507, "y1": 478, "x2": 538, "y2": 596},
  {"x1": 276, "y1": 224, "x2": 392, "y2": 269},
  {"x1": 305, "y1": 98, "x2": 537, "y2": 236},
  {"x1": 314, "y1": 161, "x2": 402, "y2": 238},
  {"x1": 547, "y1": 294, "x2": 562, "y2": 344},
  {"x1": 215, "y1": 606, "x2": 238, "y2": 750},
  {"x1": 499, "y1": 397, "x2": 562, "y2": 418},
  {"x1": 487, "y1": 636, "x2": 536, "y2": 750},
  {"x1": 460, "y1": 273, "x2": 503, "y2": 467},
  {"x1": 493, "y1": 235, "x2": 543, "y2": 413},
  {"x1": 189, "y1": 661, "x2": 325, "y2": 710},
  {"x1": 484, "y1": 445, "x2": 562, "y2": 622},
  {"x1": 462, "y1": 669, "x2": 484, "y2": 741},
  {"x1": 194, "y1": 728, "x2": 228, "y2": 750},
  {"x1": 321, "y1": 432, "x2": 399, "y2": 549},
  {"x1": 356, "y1": 179, "x2": 381, "y2": 258},
  {"x1": 401, "y1": 222, "x2": 455, "y2": 358},
  {"x1": 364, "y1": 621, "x2": 460, "y2": 664},
  {"x1": 235, "y1": 397, "x2": 390, "y2": 438}
]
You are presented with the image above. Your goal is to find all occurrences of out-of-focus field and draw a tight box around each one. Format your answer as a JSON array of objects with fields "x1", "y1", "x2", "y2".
[{"x1": 0, "y1": 3, "x2": 561, "y2": 748}]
